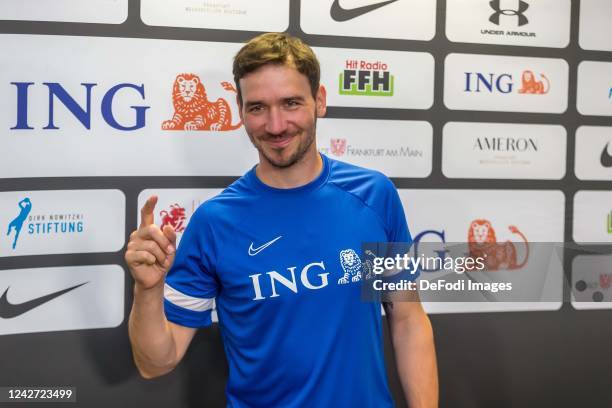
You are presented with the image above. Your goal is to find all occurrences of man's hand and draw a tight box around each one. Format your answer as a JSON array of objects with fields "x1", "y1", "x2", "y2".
[{"x1": 125, "y1": 196, "x2": 177, "y2": 290}]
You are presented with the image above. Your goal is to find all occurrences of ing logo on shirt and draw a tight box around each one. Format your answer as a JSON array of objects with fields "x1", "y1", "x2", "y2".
[{"x1": 249, "y1": 248, "x2": 362, "y2": 300}]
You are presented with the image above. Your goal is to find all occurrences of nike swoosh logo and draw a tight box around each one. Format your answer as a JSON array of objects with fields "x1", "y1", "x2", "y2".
[
  {"x1": 248, "y1": 236, "x2": 282, "y2": 256},
  {"x1": 0, "y1": 282, "x2": 88, "y2": 319},
  {"x1": 330, "y1": 0, "x2": 399, "y2": 22},
  {"x1": 601, "y1": 142, "x2": 612, "y2": 168}
]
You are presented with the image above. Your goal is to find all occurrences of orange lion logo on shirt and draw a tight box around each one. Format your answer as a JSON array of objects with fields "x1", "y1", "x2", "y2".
[
  {"x1": 467, "y1": 219, "x2": 529, "y2": 271},
  {"x1": 162, "y1": 73, "x2": 242, "y2": 131}
]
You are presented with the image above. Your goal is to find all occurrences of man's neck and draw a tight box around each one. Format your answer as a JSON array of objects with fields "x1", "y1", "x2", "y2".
[{"x1": 255, "y1": 149, "x2": 323, "y2": 189}]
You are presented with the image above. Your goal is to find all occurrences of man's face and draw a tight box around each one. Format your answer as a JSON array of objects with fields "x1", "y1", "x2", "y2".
[{"x1": 238, "y1": 64, "x2": 326, "y2": 168}]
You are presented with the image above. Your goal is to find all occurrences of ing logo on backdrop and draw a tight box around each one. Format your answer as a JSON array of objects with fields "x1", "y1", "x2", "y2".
[
  {"x1": 467, "y1": 219, "x2": 529, "y2": 271},
  {"x1": 161, "y1": 73, "x2": 242, "y2": 131},
  {"x1": 464, "y1": 69, "x2": 549, "y2": 94}
]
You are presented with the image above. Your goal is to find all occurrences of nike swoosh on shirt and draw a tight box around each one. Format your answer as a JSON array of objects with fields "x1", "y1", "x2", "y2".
[
  {"x1": 0, "y1": 282, "x2": 88, "y2": 319},
  {"x1": 330, "y1": 0, "x2": 399, "y2": 22},
  {"x1": 248, "y1": 236, "x2": 282, "y2": 256},
  {"x1": 601, "y1": 142, "x2": 612, "y2": 168}
]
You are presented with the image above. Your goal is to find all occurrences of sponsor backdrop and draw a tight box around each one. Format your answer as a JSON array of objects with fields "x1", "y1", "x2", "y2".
[{"x1": 0, "y1": 0, "x2": 611, "y2": 407}]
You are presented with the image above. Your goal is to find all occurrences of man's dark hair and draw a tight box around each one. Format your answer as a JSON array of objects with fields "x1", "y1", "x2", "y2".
[{"x1": 233, "y1": 32, "x2": 321, "y2": 104}]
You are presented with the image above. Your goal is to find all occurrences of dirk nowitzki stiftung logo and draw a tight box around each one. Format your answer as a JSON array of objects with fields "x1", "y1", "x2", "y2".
[
  {"x1": 161, "y1": 73, "x2": 242, "y2": 131},
  {"x1": 6, "y1": 197, "x2": 85, "y2": 250},
  {"x1": 7, "y1": 198, "x2": 32, "y2": 249}
]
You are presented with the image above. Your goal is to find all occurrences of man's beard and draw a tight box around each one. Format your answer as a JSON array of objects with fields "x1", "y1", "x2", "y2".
[{"x1": 250, "y1": 117, "x2": 317, "y2": 169}]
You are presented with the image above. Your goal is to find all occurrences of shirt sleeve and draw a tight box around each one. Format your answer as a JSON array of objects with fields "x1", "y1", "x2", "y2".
[{"x1": 163, "y1": 206, "x2": 218, "y2": 328}]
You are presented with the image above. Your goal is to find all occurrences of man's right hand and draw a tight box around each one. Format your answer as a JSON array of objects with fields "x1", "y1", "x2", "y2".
[{"x1": 125, "y1": 196, "x2": 177, "y2": 290}]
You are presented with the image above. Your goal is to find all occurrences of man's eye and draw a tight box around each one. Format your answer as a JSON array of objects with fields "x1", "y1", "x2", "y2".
[
  {"x1": 249, "y1": 105, "x2": 263, "y2": 112},
  {"x1": 286, "y1": 100, "x2": 300, "y2": 107}
]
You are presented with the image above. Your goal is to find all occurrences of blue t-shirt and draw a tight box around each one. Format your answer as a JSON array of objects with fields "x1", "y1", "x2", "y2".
[{"x1": 164, "y1": 154, "x2": 412, "y2": 408}]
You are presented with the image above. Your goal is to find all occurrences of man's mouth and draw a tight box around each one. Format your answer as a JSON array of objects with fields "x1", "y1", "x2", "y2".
[{"x1": 266, "y1": 134, "x2": 294, "y2": 149}]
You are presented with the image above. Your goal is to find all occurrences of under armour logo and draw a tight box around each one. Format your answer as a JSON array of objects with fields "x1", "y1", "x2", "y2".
[{"x1": 489, "y1": 0, "x2": 529, "y2": 27}]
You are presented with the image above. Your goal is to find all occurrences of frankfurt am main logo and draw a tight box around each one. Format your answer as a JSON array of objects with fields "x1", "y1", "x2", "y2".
[{"x1": 330, "y1": 0, "x2": 399, "y2": 22}]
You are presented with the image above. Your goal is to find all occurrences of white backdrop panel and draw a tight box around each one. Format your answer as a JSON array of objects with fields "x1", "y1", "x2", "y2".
[
  {"x1": 442, "y1": 122, "x2": 566, "y2": 180},
  {"x1": 0, "y1": 35, "x2": 258, "y2": 178},
  {"x1": 141, "y1": 0, "x2": 289, "y2": 31},
  {"x1": 444, "y1": 53, "x2": 569, "y2": 113},
  {"x1": 317, "y1": 119, "x2": 432, "y2": 178},
  {"x1": 1, "y1": 190, "x2": 125, "y2": 257}
]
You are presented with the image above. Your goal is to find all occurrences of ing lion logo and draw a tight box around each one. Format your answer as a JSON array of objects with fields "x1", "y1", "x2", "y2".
[
  {"x1": 518, "y1": 70, "x2": 549, "y2": 95},
  {"x1": 338, "y1": 248, "x2": 362, "y2": 284},
  {"x1": 160, "y1": 204, "x2": 187, "y2": 233},
  {"x1": 162, "y1": 73, "x2": 242, "y2": 131},
  {"x1": 467, "y1": 219, "x2": 529, "y2": 271}
]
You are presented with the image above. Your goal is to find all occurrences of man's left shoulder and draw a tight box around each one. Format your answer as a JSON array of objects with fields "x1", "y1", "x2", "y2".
[{"x1": 327, "y1": 157, "x2": 397, "y2": 198}]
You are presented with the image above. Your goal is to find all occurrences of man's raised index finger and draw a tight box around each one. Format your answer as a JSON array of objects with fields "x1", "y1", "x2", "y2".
[{"x1": 140, "y1": 195, "x2": 158, "y2": 228}]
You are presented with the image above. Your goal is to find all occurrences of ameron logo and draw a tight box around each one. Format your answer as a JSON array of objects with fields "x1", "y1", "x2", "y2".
[
  {"x1": 467, "y1": 219, "x2": 529, "y2": 271},
  {"x1": 161, "y1": 73, "x2": 242, "y2": 131},
  {"x1": 464, "y1": 70, "x2": 549, "y2": 94},
  {"x1": 330, "y1": 138, "x2": 347, "y2": 156},
  {"x1": 160, "y1": 204, "x2": 186, "y2": 233}
]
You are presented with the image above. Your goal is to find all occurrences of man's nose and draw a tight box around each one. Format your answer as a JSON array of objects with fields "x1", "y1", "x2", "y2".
[{"x1": 265, "y1": 107, "x2": 288, "y2": 135}]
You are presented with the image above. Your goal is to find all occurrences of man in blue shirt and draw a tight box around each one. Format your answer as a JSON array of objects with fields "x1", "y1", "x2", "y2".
[{"x1": 126, "y1": 33, "x2": 438, "y2": 407}]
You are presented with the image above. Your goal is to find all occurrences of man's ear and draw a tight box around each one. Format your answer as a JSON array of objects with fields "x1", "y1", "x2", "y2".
[{"x1": 315, "y1": 85, "x2": 327, "y2": 118}]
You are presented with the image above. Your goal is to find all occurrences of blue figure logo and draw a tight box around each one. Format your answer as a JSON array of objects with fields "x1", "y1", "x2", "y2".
[{"x1": 7, "y1": 197, "x2": 32, "y2": 249}]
